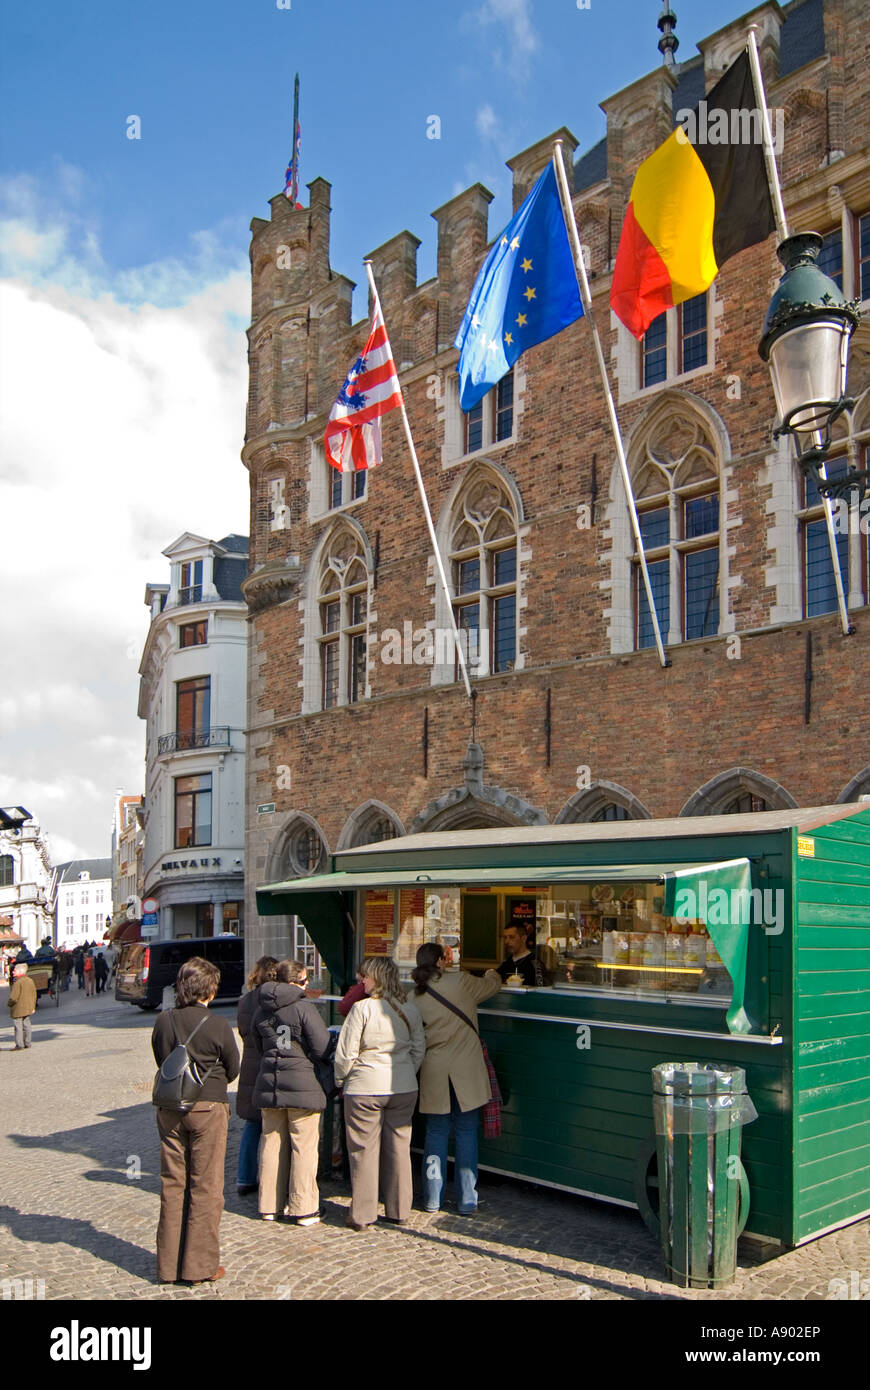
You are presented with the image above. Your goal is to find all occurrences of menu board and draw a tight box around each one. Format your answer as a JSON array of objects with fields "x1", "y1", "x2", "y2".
[
  {"x1": 396, "y1": 888, "x2": 426, "y2": 965},
  {"x1": 363, "y1": 890, "x2": 395, "y2": 956}
]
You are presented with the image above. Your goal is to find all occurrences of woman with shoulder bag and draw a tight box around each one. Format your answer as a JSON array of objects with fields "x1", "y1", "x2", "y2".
[
  {"x1": 151, "y1": 957, "x2": 240, "y2": 1284},
  {"x1": 413, "y1": 943, "x2": 502, "y2": 1216},
  {"x1": 335, "y1": 956, "x2": 425, "y2": 1230},
  {"x1": 251, "y1": 958, "x2": 332, "y2": 1226},
  {"x1": 235, "y1": 955, "x2": 279, "y2": 1196}
]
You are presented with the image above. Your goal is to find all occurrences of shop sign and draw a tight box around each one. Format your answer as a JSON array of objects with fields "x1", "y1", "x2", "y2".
[
  {"x1": 161, "y1": 857, "x2": 222, "y2": 871},
  {"x1": 797, "y1": 836, "x2": 815, "y2": 858}
]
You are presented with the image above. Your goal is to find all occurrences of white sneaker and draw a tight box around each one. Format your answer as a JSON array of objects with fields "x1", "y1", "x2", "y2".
[{"x1": 294, "y1": 1213, "x2": 321, "y2": 1227}]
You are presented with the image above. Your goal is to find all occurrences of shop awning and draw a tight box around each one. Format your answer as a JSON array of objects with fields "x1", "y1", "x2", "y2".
[
  {"x1": 257, "y1": 861, "x2": 705, "y2": 904},
  {"x1": 257, "y1": 857, "x2": 756, "y2": 1034}
]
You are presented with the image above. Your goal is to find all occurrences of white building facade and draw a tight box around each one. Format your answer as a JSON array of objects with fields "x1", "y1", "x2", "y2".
[
  {"x1": 54, "y1": 859, "x2": 113, "y2": 947},
  {"x1": 0, "y1": 807, "x2": 55, "y2": 952},
  {"x1": 139, "y1": 533, "x2": 248, "y2": 940}
]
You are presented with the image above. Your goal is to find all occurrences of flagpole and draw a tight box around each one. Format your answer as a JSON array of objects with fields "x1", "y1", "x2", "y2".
[
  {"x1": 747, "y1": 28, "x2": 851, "y2": 636},
  {"x1": 552, "y1": 140, "x2": 670, "y2": 669},
  {"x1": 291, "y1": 72, "x2": 300, "y2": 204},
  {"x1": 363, "y1": 261, "x2": 474, "y2": 700}
]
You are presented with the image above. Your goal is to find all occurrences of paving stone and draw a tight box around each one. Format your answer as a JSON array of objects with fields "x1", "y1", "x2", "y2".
[{"x1": 1, "y1": 986, "x2": 868, "y2": 1302}]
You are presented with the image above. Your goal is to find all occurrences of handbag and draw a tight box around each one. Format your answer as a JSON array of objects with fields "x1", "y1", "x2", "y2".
[
  {"x1": 152, "y1": 1012, "x2": 217, "y2": 1112},
  {"x1": 424, "y1": 984, "x2": 503, "y2": 1138}
]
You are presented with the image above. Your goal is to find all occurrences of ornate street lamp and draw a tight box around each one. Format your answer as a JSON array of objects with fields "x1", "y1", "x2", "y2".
[{"x1": 759, "y1": 232, "x2": 862, "y2": 500}]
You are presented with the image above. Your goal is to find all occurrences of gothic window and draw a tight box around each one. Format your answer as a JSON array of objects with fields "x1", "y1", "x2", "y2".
[
  {"x1": 640, "y1": 294, "x2": 709, "y2": 390},
  {"x1": 797, "y1": 396, "x2": 870, "y2": 616},
  {"x1": 329, "y1": 463, "x2": 366, "y2": 510},
  {"x1": 287, "y1": 824, "x2": 326, "y2": 876},
  {"x1": 317, "y1": 531, "x2": 369, "y2": 709},
  {"x1": 629, "y1": 407, "x2": 722, "y2": 650},
  {"x1": 722, "y1": 794, "x2": 769, "y2": 814},
  {"x1": 448, "y1": 477, "x2": 518, "y2": 677}
]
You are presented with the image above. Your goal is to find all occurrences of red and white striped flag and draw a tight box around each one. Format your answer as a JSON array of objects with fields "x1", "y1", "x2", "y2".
[{"x1": 324, "y1": 296, "x2": 403, "y2": 471}]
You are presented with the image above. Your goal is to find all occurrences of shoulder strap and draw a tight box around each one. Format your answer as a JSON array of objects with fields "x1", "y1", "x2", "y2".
[
  {"x1": 384, "y1": 998, "x2": 411, "y2": 1033},
  {"x1": 174, "y1": 1011, "x2": 211, "y2": 1049},
  {"x1": 424, "y1": 984, "x2": 476, "y2": 1034}
]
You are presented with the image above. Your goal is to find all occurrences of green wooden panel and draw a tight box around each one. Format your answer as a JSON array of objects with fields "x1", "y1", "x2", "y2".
[
  {"x1": 797, "y1": 1075, "x2": 870, "y2": 1113},
  {"x1": 798, "y1": 1125, "x2": 870, "y2": 1165},
  {"x1": 798, "y1": 949, "x2": 870, "y2": 972},
  {"x1": 796, "y1": 1165, "x2": 870, "y2": 1214},
  {"x1": 796, "y1": 1043, "x2": 870, "y2": 1089},
  {"x1": 462, "y1": 894, "x2": 499, "y2": 962},
  {"x1": 796, "y1": 992, "x2": 870, "y2": 1021},
  {"x1": 798, "y1": 1012, "x2": 870, "y2": 1043},
  {"x1": 796, "y1": 1143, "x2": 870, "y2": 1189},
  {"x1": 798, "y1": 858, "x2": 870, "y2": 887},
  {"x1": 798, "y1": 926, "x2": 870, "y2": 950},
  {"x1": 798, "y1": 1097, "x2": 870, "y2": 1140},
  {"x1": 794, "y1": 1190, "x2": 870, "y2": 1242},
  {"x1": 798, "y1": 903, "x2": 870, "y2": 926}
]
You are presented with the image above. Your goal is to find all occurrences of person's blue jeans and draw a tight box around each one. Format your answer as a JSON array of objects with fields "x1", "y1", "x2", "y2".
[
  {"x1": 422, "y1": 1084, "x2": 481, "y2": 1213},
  {"x1": 237, "y1": 1116, "x2": 262, "y2": 1188}
]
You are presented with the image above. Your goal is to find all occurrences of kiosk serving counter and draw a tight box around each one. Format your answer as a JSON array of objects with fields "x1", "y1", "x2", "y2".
[{"x1": 257, "y1": 805, "x2": 870, "y2": 1248}]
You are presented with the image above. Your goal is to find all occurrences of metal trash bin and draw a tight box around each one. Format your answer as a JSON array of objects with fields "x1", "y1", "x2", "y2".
[{"x1": 651, "y1": 1062, "x2": 757, "y2": 1289}]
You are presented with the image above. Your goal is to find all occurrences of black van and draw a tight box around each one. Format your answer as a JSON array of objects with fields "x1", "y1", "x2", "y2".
[{"x1": 115, "y1": 936, "x2": 244, "y2": 1009}]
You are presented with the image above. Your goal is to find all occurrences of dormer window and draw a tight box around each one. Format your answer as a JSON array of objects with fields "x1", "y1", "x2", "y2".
[{"x1": 179, "y1": 560, "x2": 203, "y2": 605}]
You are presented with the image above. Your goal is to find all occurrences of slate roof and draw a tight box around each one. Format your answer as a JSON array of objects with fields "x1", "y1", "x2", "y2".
[
  {"x1": 216, "y1": 534, "x2": 249, "y2": 555},
  {"x1": 573, "y1": 137, "x2": 607, "y2": 193},
  {"x1": 55, "y1": 858, "x2": 113, "y2": 883},
  {"x1": 780, "y1": 0, "x2": 825, "y2": 76}
]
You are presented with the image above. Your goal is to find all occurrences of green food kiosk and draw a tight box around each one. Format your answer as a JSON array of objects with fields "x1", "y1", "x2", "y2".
[{"x1": 256, "y1": 804, "x2": 870, "y2": 1248}]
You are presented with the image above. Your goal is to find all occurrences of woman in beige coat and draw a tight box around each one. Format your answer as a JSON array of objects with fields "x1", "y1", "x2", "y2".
[
  {"x1": 335, "y1": 956, "x2": 425, "y2": 1230},
  {"x1": 412, "y1": 943, "x2": 502, "y2": 1215}
]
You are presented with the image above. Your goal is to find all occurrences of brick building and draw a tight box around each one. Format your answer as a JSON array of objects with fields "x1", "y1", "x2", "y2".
[{"x1": 240, "y1": 0, "x2": 870, "y2": 961}]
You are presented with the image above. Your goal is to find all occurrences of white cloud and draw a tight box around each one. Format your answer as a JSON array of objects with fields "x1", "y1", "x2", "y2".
[
  {"x1": 466, "y1": 0, "x2": 540, "y2": 83},
  {"x1": 476, "y1": 103, "x2": 501, "y2": 142},
  {"x1": 0, "y1": 171, "x2": 249, "y2": 862}
]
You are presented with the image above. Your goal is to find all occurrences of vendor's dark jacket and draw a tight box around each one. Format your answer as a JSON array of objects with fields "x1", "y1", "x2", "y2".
[
  {"x1": 236, "y1": 985, "x2": 265, "y2": 1121},
  {"x1": 251, "y1": 982, "x2": 331, "y2": 1112},
  {"x1": 151, "y1": 1005, "x2": 240, "y2": 1104}
]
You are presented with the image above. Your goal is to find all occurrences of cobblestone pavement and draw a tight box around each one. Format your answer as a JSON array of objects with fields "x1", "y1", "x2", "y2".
[{"x1": 1, "y1": 983, "x2": 868, "y2": 1303}]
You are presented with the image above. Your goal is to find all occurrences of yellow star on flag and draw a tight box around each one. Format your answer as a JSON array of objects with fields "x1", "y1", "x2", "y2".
[
  {"x1": 501, "y1": 236, "x2": 509, "y2": 247},
  {"x1": 510, "y1": 236, "x2": 520, "y2": 250},
  {"x1": 504, "y1": 332, "x2": 513, "y2": 346},
  {"x1": 524, "y1": 286, "x2": 536, "y2": 301},
  {"x1": 516, "y1": 312, "x2": 528, "y2": 327},
  {"x1": 521, "y1": 258, "x2": 533, "y2": 272}
]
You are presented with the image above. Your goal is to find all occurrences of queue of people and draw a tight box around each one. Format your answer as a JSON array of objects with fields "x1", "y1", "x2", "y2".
[{"x1": 150, "y1": 929, "x2": 526, "y2": 1282}]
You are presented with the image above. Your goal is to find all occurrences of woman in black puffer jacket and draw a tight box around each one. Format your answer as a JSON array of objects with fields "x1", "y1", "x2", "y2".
[
  {"x1": 235, "y1": 955, "x2": 279, "y2": 1196},
  {"x1": 251, "y1": 958, "x2": 332, "y2": 1226}
]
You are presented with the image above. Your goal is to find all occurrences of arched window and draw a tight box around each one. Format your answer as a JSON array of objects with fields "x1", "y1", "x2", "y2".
[
  {"x1": 448, "y1": 476, "x2": 518, "y2": 678},
  {"x1": 338, "y1": 802, "x2": 404, "y2": 849},
  {"x1": 798, "y1": 388, "x2": 870, "y2": 616},
  {"x1": 273, "y1": 816, "x2": 328, "y2": 879},
  {"x1": 631, "y1": 407, "x2": 721, "y2": 648},
  {"x1": 317, "y1": 530, "x2": 369, "y2": 709},
  {"x1": 680, "y1": 770, "x2": 796, "y2": 818}
]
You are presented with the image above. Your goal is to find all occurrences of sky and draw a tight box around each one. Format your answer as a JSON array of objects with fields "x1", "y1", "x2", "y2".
[{"x1": 0, "y1": 0, "x2": 736, "y2": 863}]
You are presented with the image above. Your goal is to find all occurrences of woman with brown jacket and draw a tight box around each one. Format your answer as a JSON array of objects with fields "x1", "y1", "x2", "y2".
[
  {"x1": 412, "y1": 943, "x2": 502, "y2": 1216},
  {"x1": 235, "y1": 955, "x2": 278, "y2": 1195}
]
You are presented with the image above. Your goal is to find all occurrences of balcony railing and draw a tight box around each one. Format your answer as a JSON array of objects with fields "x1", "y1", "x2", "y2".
[
  {"x1": 157, "y1": 727, "x2": 231, "y2": 755},
  {"x1": 177, "y1": 585, "x2": 203, "y2": 606}
]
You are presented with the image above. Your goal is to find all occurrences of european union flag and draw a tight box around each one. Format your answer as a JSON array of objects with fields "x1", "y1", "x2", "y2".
[{"x1": 454, "y1": 160, "x2": 584, "y2": 412}]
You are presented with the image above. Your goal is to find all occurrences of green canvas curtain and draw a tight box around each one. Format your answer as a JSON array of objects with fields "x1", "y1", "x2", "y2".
[{"x1": 662, "y1": 858, "x2": 754, "y2": 1035}]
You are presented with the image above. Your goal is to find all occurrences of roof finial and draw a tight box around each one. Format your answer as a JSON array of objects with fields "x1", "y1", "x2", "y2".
[{"x1": 658, "y1": 3, "x2": 679, "y2": 66}]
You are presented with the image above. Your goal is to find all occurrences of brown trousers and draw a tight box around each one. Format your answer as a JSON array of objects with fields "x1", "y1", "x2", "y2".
[
  {"x1": 156, "y1": 1102, "x2": 229, "y2": 1283},
  {"x1": 343, "y1": 1091, "x2": 417, "y2": 1226},
  {"x1": 259, "y1": 1107, "x2": 322, "y2": 1217}
]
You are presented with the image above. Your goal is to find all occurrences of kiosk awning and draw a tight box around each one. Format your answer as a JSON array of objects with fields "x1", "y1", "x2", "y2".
[
  {"x1": 257, "y1": 858, "x2": 756, "y2": 1035},
  {"x1": 257, "y1": 861, "x2": 711, "y2": 904}
]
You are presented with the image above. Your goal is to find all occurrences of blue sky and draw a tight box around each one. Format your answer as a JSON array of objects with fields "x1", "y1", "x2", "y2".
[
  {"x1": 2, "y1": 0, "x2": 729, "y2": 311},
  {"x1": 0, "y1": 0, "x2": 742, "y2": 862}
]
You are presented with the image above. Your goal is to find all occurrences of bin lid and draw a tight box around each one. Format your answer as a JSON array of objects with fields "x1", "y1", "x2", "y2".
[{"x1": 652, "y1": 1061, "x2": 747, "y2": 1095}]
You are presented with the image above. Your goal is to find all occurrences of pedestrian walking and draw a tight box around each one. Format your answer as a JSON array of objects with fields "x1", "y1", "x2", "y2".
[
  {"x1": 151, "y1": 957, "x2": 240, "y2": 1285},
  {"x1": 7, "y1": 963, "x2": 37, "y2": 1050},
  {"x1": 83, "y1": 950, "x2": 96, "y2": 996},
  {"x1": 335, "y1": 956, "x2": 425, "y2": 1231},
  {"x1": 412, "y1": 943, "x2": 502, "y2": 1216},
  {"x1": 73, "y1": 946, "x2": 85, "y2": 990},
  {"x1": 57, "y1": 950, "x2": 74, "y2": 992},
  {"x1": 94, "y1": 951, "x2": 109, "y2": 995},
  {"x1": 251, "y1": 958, "x2": 332, "y2": 1226},
  {"x1": 235, "y1": 954, "x2": 279, "y2": 1196}
]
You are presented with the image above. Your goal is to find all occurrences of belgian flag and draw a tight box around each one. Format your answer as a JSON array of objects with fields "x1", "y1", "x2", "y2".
[{"x1": 610, "y1": 51, "x2": 775, "y2": 339}]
